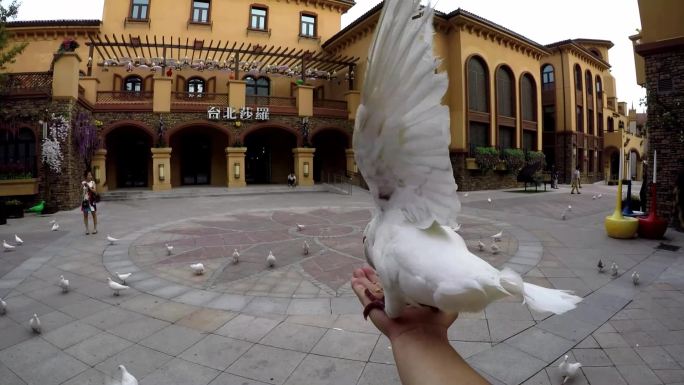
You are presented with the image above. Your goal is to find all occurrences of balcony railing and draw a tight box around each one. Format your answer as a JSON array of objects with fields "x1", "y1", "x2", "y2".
[
  {"x1": 97, "y1": 91, "x2": 153, "y2": 103},
  {"x1": 0, "y1": 72, "x2": 52, "y2": 96},
  {"x1": 172, "y1": 92, "x2": 228, "y2": 104},
  {"x1": 313, "y1": 99, "x2": 347, "y2": 110},
  {"x1": 245, "y1": 95, "x2": 296, "y2": 107}
]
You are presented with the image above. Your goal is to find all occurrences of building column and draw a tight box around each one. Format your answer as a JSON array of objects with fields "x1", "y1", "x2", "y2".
[
  {"x1": 151, "y1": 147, "x2": 172, "y2": 191},
  {"x1": 228, "y1": 80, "x2": 246, "y2": 109},
  {"x1": 345, "y1": 149, "x2": 357, "y2": 176},
  {"x1": 52, "y1": 52, "x2": 81, "y2": 100},
  {"x1": 345, "y1": 91, "x2": 361, "y2": 120},
  {"x1": 79, "y1": 77, "x2": 99, "y2": 105},
  {"x1": 296, "y1": 85, "x2": 314, "y2": 117},
  {"x1": 293, "y1": 148, "x2": 316, "y2": 187},
  {"x1": 153, "y1": 76, "x2": 172, "y2": 113},
  {"x1": 91, "y1": 149, "x2": 108, "y2": 193},
  {"x1": 226, "y1": 147, "x2": 247, "y2": 188}
]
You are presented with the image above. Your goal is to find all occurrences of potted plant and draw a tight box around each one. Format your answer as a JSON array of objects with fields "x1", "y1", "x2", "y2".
[
  {"x1": 502, "y1": 148, "x2": 525, "y2": 174},
  {"x1": 5, "y1": 199, "x2": 24, "y2": 218},
  {"x1": 474, "y1": 147, "x2": 500, "y2": 173}
]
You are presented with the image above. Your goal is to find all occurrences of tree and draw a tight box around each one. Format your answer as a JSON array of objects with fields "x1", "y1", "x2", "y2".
[{"x1": 0, "y1": 0, "x2": 28, "y2": 72}]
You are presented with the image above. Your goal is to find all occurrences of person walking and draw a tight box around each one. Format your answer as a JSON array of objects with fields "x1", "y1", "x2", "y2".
[
  {"x1": 81, "y1": 170, "x2": 98, "y2": 235},
  {"x1": 571, "y1": 166, "x2": 581, "y2": 194},
  {"x1": 551, "y1": 165, "x2": 559, "y2": 189}
]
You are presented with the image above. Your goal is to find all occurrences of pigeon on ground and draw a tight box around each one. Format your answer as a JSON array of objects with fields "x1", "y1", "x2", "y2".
[
  {"x1": 232, "y1": 249, "x2": 240, "y2": 264},
  {"x1": 266, "y1": 251, "x2": 276, "y2": 267},
  {"x1": 0, "y1": 298, "x2": 6, "y2": 315},
  {"x1": 30, "y1": 314, "x2": 41, "y2": 334},
  {"x1": 49, "y1": 219, "x2": 56, "y2": 224},
  {"x1": 58, "y1": 275, "x2": 70, "y2": 293},
  {"x1": 51, "y1": 222, "x2": 59, "y2": 231},
  {"x1": 632, "y1": 271, "x2": 640, "y2": 285},
  {"x1": 558, "y1": 355, "x2": 581, "y2": 384},
  {"x1": 490, "y1": 243, "x2": 500, "y2": 254},
  {"x1": 567, "y1": 205, "x2": 572, "y2": 211},
  {"x1": 598, "y1": 259, "x2": 604, "y2": 273},
  {"x1": 14, "y1": 234, "x2": 23, "y2": 245},
  {"x1": 610, "y1": 263, "x2": 619, "y2": 277},
  {"x1": 296, "y1": 224, "x2": 305, "y2": 232},
  {"x1": 303, "y1": 241, "x2": 310, "y2": 255},
  {"x1": 107, "y1": 277, "x2": 129, "y2": 296},
  {"x1": 190, "y1": 263, "x2": 205, "y2": 275},
  {"x1": 3, "y1": 240, "x2": 15, "y2": 252},
  {"x1": 354, "y1": 0, "x2": 581, "y2": 319},
  {"x1": 487, "y1": 197, "x2": 492, "y2": 204},
  {"x1": 115, "y1": 272, "x2": 131, "y2": 284},
  {"x1": 592, "y1": 195, "x2": 597, "y2": 200},
  {"x1": 477, "y1": 240, "x2": 485, "y2": 251},
  {"x1": 118, "y1": 365, "x2": 138, "y2": 385},
  {"x1": 107, "y1": 235, "x2": 119, "y2": 245},
  {"x1": 561, "y1": 209, "x2": 567, "y2": 220},
  {"x1": 165, "y1": 243, "x2": 173, "y2": 255},
  {"x1": 464, "y1": 193, "x2": 469, "y2": 197},
  {"x1": 491, "y1": 231, "x2": 503, "y2": 242},
  {"x1": 598, "y1": 194, "x2": 603, "y2": 199}
]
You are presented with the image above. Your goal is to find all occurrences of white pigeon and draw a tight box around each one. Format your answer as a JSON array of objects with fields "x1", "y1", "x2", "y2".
[
  {"x1": 477, "y1": 240, "x2": 485, "y2": 251},
  {"x1": 567, "y1": 205, "x2": 572, "y2": 211},
  {"x1": 464, "y1": 193, "x2": 469, "y2": 197},
  {"x1": 58, "y1": 275, "x2": 70, "y2": 293},
  {"x1": 232, "y1": 249, "x2": 240, "y2": 264},
  {"x1": 303, "y1": 241, "x2": 310, "y2": 255},
  {"x1": 296, "y1": 224, "x2": 305, "y2": 231},
  {"x1": 3, "y1": 240, "x2": 15, "y2": 252},
  {"x1": 107, "y1": 235, "x2": 119, "y2": 245},
  {"x1": 592, "y1": 195, "x2": 597, "y2": 200},
  {"x1": 558, "y1": 355, "x2": 582, "y2": 384},
  {"x1": 49, "y1": 219, "x2": 56, "y2": 224},
  {"x1": 51, "y1": 222, "x2": 59, "y2": 231},
  {"x1": 610, "y1": 263, "x2": 619, "y2": 277},
  {"x1": 14, "y1": 234, "x2": 23, "y2": 245},
  {"x1": 190, "y1": 263, "x2": 205, "y2": 275},
  {"x1": 598, "y1": 193, "x2": 603, "y2": 199},
  {"x1": 451, "y1": 223, "x2": 462, "y2": 232},
  {"x1": 30, "y1": 313, "x2": 41, "y2": 334},
  {"x1": 490, "y1": 231, "x2": 503, "y2": 242},
  {"x1": 266, "y1": 251, "x2": 276, "y2": 267},
  {"x1": 119, "y1": 365, "x2": 138, "y2": 385},
  {"x1": 115, "y1": 272, "x2": 132, "y2": 284},
  {"x1": 0, "y1": 298, "x2": 6, "y2": 315},
  {"x1": 354, "y1": 0, "x2": 581, "y2": 319},
  {"x1": 632, "y1": 271, "x2": 640, "y2": 285},
  {"x1": 490, "y1": 243, "x2": 500, "y2": 254},
  {"x1": 487, "y1": 197, "x2": 492, "y2": 204},
  {"x1": 107, "y1": 277, "x2": 129, "y2": 296},
  {"x1": 165, "y1": 243, "x2": 174, "y2": 255}
]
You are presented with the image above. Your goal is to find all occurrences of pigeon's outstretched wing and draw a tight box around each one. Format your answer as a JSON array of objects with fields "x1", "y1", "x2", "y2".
[{"x1": 353, "y1": 0, "x2": 459, "y2": 229}]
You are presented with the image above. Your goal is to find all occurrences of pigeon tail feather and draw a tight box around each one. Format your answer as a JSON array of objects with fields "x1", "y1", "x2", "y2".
[{"x1": 498, "y1": 267, "x2": 581, "y2": 315}]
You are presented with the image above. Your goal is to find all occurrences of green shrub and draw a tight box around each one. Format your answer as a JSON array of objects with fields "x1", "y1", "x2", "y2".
[
  {"x1": 474, "y1": 147, "x2": 500, "y2": 172},
  {"x1": 526, "y1": 151, "x2": 546, "y2": 167},
  {"x1": 503, "y1": 148, "x2": 525, "y2": 173}
]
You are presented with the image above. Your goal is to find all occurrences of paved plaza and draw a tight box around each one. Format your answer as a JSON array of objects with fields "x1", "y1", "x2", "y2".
[{"x1": 0, "y1": 184, "x2": 683, "y2": 385}]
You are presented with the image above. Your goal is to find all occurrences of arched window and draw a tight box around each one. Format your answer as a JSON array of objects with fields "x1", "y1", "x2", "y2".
[
  {"x1": 467, "y1": 57, "x2": 488, "y2": 113},
  {"x1": 0, "y1": 130, "x2": 14, "y2": 167},
  {"x1": 16, "y1": 128, "x2": 36, "y2": 176},
  {"x1": 187, "y1": 77, "x2": 205, "y2": 97},
  {"x1": 589, "y1": 49, "x2": 602, "y2": 59},
  {"x1": 595, "y1": 76, "x2": 603, "y2": 98},
  {"x1": 0, "y1": 128, "x2": 37, "y2": 177},
  {"x1": 245, "y1": 76, "x2": 270, "y2": 96},
  {"x1": 574, "y1": 65, "x2": 583, "y2": 91},
  {"x1": 496, "y1": 66, "x2": 515, "y2": 117},
  {"x1": 521, "y1": 74, "x2": 536, "y2": 122},
  {"x1": 585, "y1": 70, "x2": 593, "y2": 95},
  {"x1": 123, "y1": 75, "x2": 143, "y2": 92},
  {"x1": 541, "y1": 64, "x2": 554, "y2": 89}
]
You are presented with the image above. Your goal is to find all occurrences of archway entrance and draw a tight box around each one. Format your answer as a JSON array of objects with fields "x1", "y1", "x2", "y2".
[
  {"x1": 170, "y1": 126, "x2": 229, "y2": 187},
  {"x1": 610, "y1": 150, "x2": 620, "y2": 181},
  {"x1": 106, "y1": 126, "x2": 152, "y2": 189},
  {"x1": 244, "y1": 127, "x2": 297, "y2": 184},
  {"x1": 312, "y1": 129, "x2": 349, "y2": 183}
]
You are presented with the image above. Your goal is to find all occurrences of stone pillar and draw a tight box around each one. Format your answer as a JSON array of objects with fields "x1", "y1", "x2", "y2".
[
  {"x1": 52, "y1": 52, "x2": 81, "y2": 100},
  {"x1": 345, "y1": 90, "x2": 361, "y2": 120},
  {"x1": 293, "y1": 148, "x2": 316, "y2": 187},
  {"x1": 91, "y1": 149, "x2": 108, "y2": 193},
  {"x1": 151, "y1": 148, "x2": 172, "y2": 191},
  {"x1": 296, "y1": 85, "x2": 314, "y2": 117},
  {"x1": 345, "y1": 149, "x2": 357, "y2": 176},
  {"x1": 79, "y1": 77, "x2": 99, "y2": 105},
  {"x1": 153, "y1": 76, "x2": 172, "y2": 113},
  {"x1": 226, "y1": 147, "x2": 247, "y2": 188},
  {"x1": 228, "y1": 80, "x2": 246, "y2": 109}
]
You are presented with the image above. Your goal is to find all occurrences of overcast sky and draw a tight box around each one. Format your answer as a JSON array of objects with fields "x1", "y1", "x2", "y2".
[{"x1": 7, "y1": 0, "x2": 645, "y2": 111}]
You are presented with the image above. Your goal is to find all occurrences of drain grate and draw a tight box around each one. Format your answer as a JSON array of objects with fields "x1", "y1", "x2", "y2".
[{"x1": 657, "y1": 243, "x2": 681, "y2": 252}]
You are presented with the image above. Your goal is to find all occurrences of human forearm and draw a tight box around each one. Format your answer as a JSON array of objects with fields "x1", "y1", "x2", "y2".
[{"x1": 390, "y1": 326, "x2": 489, "y2": 385}]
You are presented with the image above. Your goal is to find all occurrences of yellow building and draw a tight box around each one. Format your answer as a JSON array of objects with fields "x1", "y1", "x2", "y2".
[{"x1": 0, "y1": 0, "x2": 644, "y2": 208}]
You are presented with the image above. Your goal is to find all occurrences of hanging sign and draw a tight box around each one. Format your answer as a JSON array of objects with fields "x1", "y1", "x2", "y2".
[{"x1": 207, "y1": 106, "x2": 270, "y2": 121}]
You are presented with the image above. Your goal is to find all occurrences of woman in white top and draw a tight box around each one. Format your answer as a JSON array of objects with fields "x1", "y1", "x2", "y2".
[{"x1": 81, "y1": 170, "x2": 98, "y2": 235}]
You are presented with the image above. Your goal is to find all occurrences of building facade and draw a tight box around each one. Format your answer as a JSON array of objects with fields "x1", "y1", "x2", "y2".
[{"x1": 0, "y1": 0, "x2": 642, "y2": 209}]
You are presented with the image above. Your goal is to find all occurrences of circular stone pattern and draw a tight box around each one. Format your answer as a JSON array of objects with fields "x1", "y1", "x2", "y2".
[{"x1": 129, "y1": 208, "x2": 519, "y2": 298}]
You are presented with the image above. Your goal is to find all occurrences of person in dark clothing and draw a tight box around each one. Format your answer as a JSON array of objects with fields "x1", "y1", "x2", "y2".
[{"x1": 640, "y1": 161, "x2": 648, "y2": 212}]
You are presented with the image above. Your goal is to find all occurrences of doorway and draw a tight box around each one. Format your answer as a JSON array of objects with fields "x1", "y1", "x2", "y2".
[
  {"x1": 180, "y1": 134, "x2": 211, "y2": 185},
  {"x1": 106, "y1": 126, "x2": 152, "y2": 189},
  {"x1": 245, "y1": 127, "x2": 297, "y2": 184}
]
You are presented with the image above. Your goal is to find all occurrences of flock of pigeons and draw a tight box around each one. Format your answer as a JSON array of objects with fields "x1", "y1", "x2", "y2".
[{"x1": 597, "y1": 259, "x2": 640, "y2": 285}]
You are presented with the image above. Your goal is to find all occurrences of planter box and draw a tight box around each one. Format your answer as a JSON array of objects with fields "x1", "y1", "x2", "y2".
[
  {"x1": 5, "y1": 204, "x2": 24, "y2": 218},
  {"x1": 0, "y1": 179, "x2": 39, "y2": 197},
  {"x1": 465, "y1": 158, "x2": 479, "y2": 170}
]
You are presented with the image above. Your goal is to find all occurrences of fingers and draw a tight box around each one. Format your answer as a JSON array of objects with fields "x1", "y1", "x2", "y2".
[
  {"x1": 351, "y1": 269, "x2": 390, "y2": 329},
  {"x1": 361, "y1": 266, "x2": 380, "y2": 284}
]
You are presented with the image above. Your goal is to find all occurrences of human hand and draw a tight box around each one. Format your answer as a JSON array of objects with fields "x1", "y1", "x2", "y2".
[{"x1": 351, "y1": 266, "x2": 458, "y2": 343}]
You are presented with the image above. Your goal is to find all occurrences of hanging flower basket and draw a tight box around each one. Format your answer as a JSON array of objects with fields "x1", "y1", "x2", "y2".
[{"x1": 58, "y1": 38, "x2": 79, "y2": 53}]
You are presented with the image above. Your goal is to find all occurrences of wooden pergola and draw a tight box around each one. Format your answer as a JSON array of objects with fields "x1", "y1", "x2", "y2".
[{"x1": 86, "y1": 34, "x2": 359, "y2": 89}]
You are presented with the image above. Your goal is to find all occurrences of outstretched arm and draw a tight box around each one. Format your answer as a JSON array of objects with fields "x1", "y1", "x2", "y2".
[{"x1": 351, "y1": 267, "x2": 489, "y2": 385}]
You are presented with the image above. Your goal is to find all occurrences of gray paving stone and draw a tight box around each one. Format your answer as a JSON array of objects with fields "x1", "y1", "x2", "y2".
[
  {"x1": 139, "y1": 325, "x2": 206, "y2": 356},
  {"x1": 537, "y1": 314, "x2": 595, "y2": 343},
  {"x1": 173, "y1": 290, "x2": 222, "y2": 306},
  {"x1": 635, "y1": 346, "x2": 682, "y2": 370},
  {"x1": 286, "y1": 298, "x2": 331, "y2": 315},
  {"x1": 575, "y1": 335, "x2": 600, "y2": 349},
  {"x1": 140, "y1": 358, "x2": 220, "y2": 385},
  {"x1": 179, "y1": 334, "x2": 253, "y2": 371},
  {"x1": 521, "y1": 371, "x2": 551, "y2": 385},
  {"x1": 95, "y1": 344, "x2": 173, "y2": 380},
  {"x1": 106, "y1": 315, "x2": 170, "y2": 341},
  {"x1": 0, "y1": 321, "x2": 32, "y2": 350},
  {"x1": 227, "y1": 344, "x2": 306, "y2": 385},
  {"x1": 582, "y1": 367, "x2": 629, "y2": 385},
  {"x1": 283, "y1": 354, "x2": 365, "y2": 385},
  {"x1": 311, "y1": 328, "x2": 379, "y2": 361},
  {"x1": 617, "y1": 365, "x2": 663, "y2": 385},
  {"x1": 594, "y1": 332, "x2": 630, "y2": 348},
  {"x1": 370, "y1": 335, "x2": 395, "y2": 364},
  {"x1": 571, "y1": 348, "x2": 612, "y2": 367},
  {"x1": 42, "y1": 320, "x2": 102, "y2": 349},
  {"x1": 176, "y1": 308, "x2": 237, "y2": 332},
  {"x1": 80, "y1": 307, "x2": 144, "y2": 330},
  {"x1": 206, "y1": 294, "x2": 253, "y2": 312},
  {"x1": 242, "y1": 297, "x2": 291, "y2": 315},
  {"x1": 259, "y1": 322, "x2": 326, "y2": 352},
  {"x1": 331, "y1": 314, "x2": 380, "y2": 334},
  {"x1": 468, "y1": 343, "x2": 546, "y2": 385},
  {"x1": 357, "y1": 362, "x2": 400, "y2": 385},
  {"x1": 208, "y1": 373, "x2": 270, "y2": 385},
  {"x1": 0, "y1": 338, "x2": 88, "y2": 385},
  {"x1": 60, "y1": 368, "x2": 109, "y2": 385},
  {"x1": 485, "y1": 302, "x2": 534, "y2": 320},
  {"x1": 65, "y1": 332, "x2": 133, "y2": 366},
  {"x1": 605, "y1": 347, "x2": 647, "y2": 365},
  {"x1": 215, "y1": 314, "x2": 280, "y2": 342},
  {"x1": 545, "y1": 365, "x2": 590, "y2": 385},
  {"x1": 0, "y1": 360, "x2": 26, "y2": 385},
  {"x1": 506, "y1": 327, "x2": 575, "y2": 362},
  {"x1": 653, "y1": 369, "x2": 684, "y2": 384},
  {"x1": 664, "y1": 345, "x2": 684, "y2": 365},
  {"x1": 450, "y1": 341, "x2": 492, "y2": 359},
  {"x1": 331, "y1": 296, "x2": 362, "y2": 314},
  {"x1": 447, "y1": 318, "x2": 491, "y2": 342},
  {"x1": 58, "y1": 298, "x2": 112, "y2": 319},
  {"x1": 489, "y1": 319, "x2": 535, "y2": 342}
]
